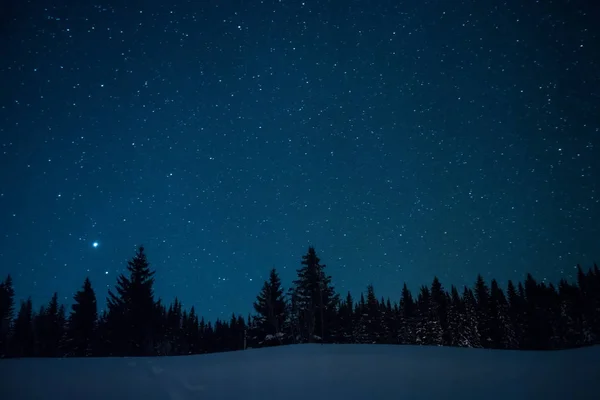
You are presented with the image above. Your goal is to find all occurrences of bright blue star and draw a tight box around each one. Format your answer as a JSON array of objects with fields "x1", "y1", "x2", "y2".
[{"x1": 93, "y1": 241, "x2": 99, "y2": 248}]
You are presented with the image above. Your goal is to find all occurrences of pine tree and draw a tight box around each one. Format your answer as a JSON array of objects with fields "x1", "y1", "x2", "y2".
[
  {"x1": 506, "y1": 280, "x2": 526, "y2": 349},
  {"x1": 290, "y1": 247, "x2": 339, "y2": 342},
  {"x1": 430, "y1": 277, "x2": 450, "y2": 345},
  {"x1": 555, "y1": 279, "x2": 582, "y2": 348},
  {"x1": 415, "y1": 286, "x2": 442, "y2": 345},
  {"x1": 253, "y1": 268, "x2": 286, "y2": 346},
  {"x1": 489, "y1": 279, "x2": 516, "y2": 349},
  {"x1": 0, "y1": 275, "x2": 15, "y2": 357},
  {"x1": 353, "y1": 293, "x2": 369, "y2": 343},
  {"x1": 166, "y1": 297, "x2": 183, "y2": 354},
  {"x1": 106, "y1": 246, "x2": 160, "y2": 356},
  {"x1": 523, "y1": 274, "x2": 556, "y2": 349},
  {"x1": 66, "y1": 277, "x2": 98, "y2": 357},
  {"x1": 474, "y1": 275, "x2": 492, "y2": 347},
  {"x1": 364, "y1": 284, "x2": 382, "y2": 343},
  {"x1": 184, "y1": 306, "x2": 200, "y2": 354},
  {"x1": 461, "y1": 287, "x2": 481, "y2": 347},
  {"x1": 448, "y1": 286, "x2": 468, "y2": 347},
  {"x1": 10, "y1": 298, "x2": 34, "y2": 357},
  {"x1": 337, "y1": 292, "x2": 355, "y2": 343},
  {"x1": 399, "y1": 283, "x2": 416, "y2": 344},
  {"x1": 577, "y1": 265, "x2": 600, "y2": 343},
  {"x1": 34, "y1": 293, "x2": 66, "y2": 357},
  {"x1": 381, "y1": 297, "x2": 396, "y2": 344}
]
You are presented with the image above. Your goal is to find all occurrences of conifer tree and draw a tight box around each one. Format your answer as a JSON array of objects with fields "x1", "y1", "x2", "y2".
[
  {"x1": 0, "y1": 275, "x2": 15, "y2": 356},
  {"x1": 399, "y1": 283, "x2": 416, "y2": 344},
  {"x1": 430, "y1": 277, "x2": 450, "y2": 345},
  {"x1": 364, "y1": 285, "x2": 382, "y2": 343},
  {"x1": 461, "y1": 287, "x2": 481, "y2": 348},
  {"x1": 253, "y1": 268, "x2": 286, "y2": 346},
  {"x1": 381, "y1": 297, "x2": 396, "y2": 344},
  {"x1": 337, "y1": 292, "x2": 355, "y2": 343},
  {"x1": 184, "y1": 306, "x2": 199, "y2": 354},
  {"x1": 353, "y1": 293, "x2": 369, "y2": 343},
  {"x1": 556, "y1": 279, "x2": 585, "y2": 348},
  {"x1": 489, "y1": 279, "x2": 516, "y2": 349},
  {"x1": 34, "y1": 293, "x2": 66, "y2": 357},
  {"x1": 415, "y1": 285, "x2": 443, "y2": 345},
  {"x1": 290, "y1": 247, "x2": 339, "y2": 342},
  {"x1": 166, "y1": 297, "x2": 183, "y2": 354},
  {"x1": 506, "y1": 280, "x2": 526, "y2": 348},
  {"x1": 66, "y1": 277, "x2": 97, "y2": 357},
  {"x1": 448, "y1": 285, "x2": 468, "y2": 347},
  {"x1": 10, "y1": 298, "x2": 34, "y2": 357},
  {"x1": 474, "y1": 275, "x2": 492, "y2": 347},
  {"x1": 523, "y1": 274, "x2": 549, "y2": 349},
  {"x1": 106, "y1": 246, "x2": 160, "y2": 356}
]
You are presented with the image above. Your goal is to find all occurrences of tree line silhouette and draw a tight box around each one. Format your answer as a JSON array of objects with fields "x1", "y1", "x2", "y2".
[{"x1": 0, "y1": 245, "x2": 599, "y2": 358}]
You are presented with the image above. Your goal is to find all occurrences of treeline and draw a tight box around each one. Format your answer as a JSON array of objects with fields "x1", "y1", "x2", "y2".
[{"x1": 0, "y1": 245, "x2": 599, "y2": 358}]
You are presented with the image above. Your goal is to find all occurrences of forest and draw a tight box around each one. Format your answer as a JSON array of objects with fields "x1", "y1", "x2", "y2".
[{"x1": 0, "y1": 245, "x2": 599, "y2": 358}]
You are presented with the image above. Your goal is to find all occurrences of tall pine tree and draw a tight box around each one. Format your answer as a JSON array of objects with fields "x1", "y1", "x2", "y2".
[
  {"x1": 10, "y1": 298, "x2": 34, "y2": 357},
  {"x1": 290, "y1": 247, "x2": 339, "y2": 342},
  {"x1": 253, "y1": 268, "x2": 286, "y2": 346},
  {"x1": 106, "y1": 246, "x2": 160, "y2": 356},
  {"x1": 0, "y1": 275, "x2": 15, "y2": 357},
  {"x1": 67, "y1": 277, "x2": 98, "y2": 356},
  {"x1": 399, "y1": 283, "x2": 416, "y2": 344},
  {"x1": 34, "y1": 293, "x2": 66, "y2": 357}
]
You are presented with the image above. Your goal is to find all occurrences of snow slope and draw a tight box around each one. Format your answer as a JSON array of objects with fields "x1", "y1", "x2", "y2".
[{"x1": 1, "y1": 344, "x2": 599, "y2": 400}]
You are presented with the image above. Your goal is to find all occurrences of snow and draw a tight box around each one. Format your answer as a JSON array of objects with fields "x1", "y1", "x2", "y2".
[{"x1": 1, "y1": 344, "x2": 599, "y2": 399}]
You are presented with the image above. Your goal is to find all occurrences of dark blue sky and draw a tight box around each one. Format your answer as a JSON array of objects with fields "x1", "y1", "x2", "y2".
[{"x1": 1, "y1": 0, "x2": 598, "y2": 321}]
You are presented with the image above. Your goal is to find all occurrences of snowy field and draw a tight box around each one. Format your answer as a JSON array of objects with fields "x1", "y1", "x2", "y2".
[{"x1": 1, "y1": 344, "x2": 599, "y2": 400}]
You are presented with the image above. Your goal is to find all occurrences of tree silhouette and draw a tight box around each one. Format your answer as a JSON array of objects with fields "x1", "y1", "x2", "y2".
[
  {"x1": 106, "y1": 246, "x2": 160, "y2": 356},
  {"x1": 0, "y1": 275, "x2": 15, "y2": 356},
  {"x1": 253, "y1": 268, "x2": 286, "y2": 346},
  {"x1": 10, "y1": 298, "x2": 34, "y2": 357},
  {"x1": 399, "y1": 283, "x2": 416, "y2": 344},
  {"x1": 34, "y1": 293, "x2": 66, "y2": 357},
  {"x1": 67, "y1": 277, "x2": 98, "y2": 356},
  {"x1": 290, "y1": 247, "x2": 339, "y2": 342}
]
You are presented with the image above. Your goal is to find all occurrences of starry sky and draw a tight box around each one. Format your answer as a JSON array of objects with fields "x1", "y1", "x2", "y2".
[{"x1": 1, "y1": 0, "x2": 598, "y2": 321}]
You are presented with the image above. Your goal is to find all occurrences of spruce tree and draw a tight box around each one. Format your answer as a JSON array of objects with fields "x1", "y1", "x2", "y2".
[
  {"x1": 474, "y1": 275, "x2": 492, "y2": 347},
  {"x1": 184, "y1": 306, "x2": 200, "y2": 354},
  {"x1": 430, "y1": 277, "x2": 450, "y2": 345},
  {"x1": 489, "y1": 279, "x2": 516, "y2": 349},
  {"x1": 337, "y1": 292, "x2": 355, "y2": 343},
  {"x1": 448, "y1": 285, "x2": 468, "y2": 347},
  {"x1": 365, "y1": 284, "x2": 382, "y2": 343},
  {"x1": 34, "y1": 293, "x2": 66, "y2": 357},
  {"x1": 461, "y1": 287, "x2": 481, "y2": 347},
  {"x1": 166, "y1": 297, "x2": 183, "y2": 354},
  {"x1": 0, "y1": 275, "x2": 15, "y2": 357},
  {"x1": 399, "y1": 283, "x2": 416, "y2": 344},
  {"x1": 523, "y1": 274, "x2": 560, "y2": 349},
  {"x1": 10, "y1": 298, "x2": 34, "y2": 357},
  {"x1": 353, "y1": 293, "x2": 369, "y2": 343},
  {"x1": 506, "y1": 280, "x2": 526, "y2": 349},
  {"x1": 290, "y1": 247, "x2": 339, "y2": 342},
  {"x1": 253, "y1": 268, "x2": 286, "y2": 346},
  {"x1": 381, "y1": 298, "x2": 396, "y2": 344},
  {"x1": 106, "y1": 246, "x2": 160, "y2": 356},
  {"x1": 66, "y1": 277, "x2": 97, "y2": 357}
]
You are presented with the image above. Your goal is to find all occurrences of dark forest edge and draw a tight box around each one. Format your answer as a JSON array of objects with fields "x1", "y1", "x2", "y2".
[{"x1": 0, "y1": 245, "x2": 599, "y2": 358}]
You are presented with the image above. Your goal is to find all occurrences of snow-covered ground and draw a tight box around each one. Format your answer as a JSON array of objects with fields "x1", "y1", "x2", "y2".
[{"x1": 1, "y1": 344, "x2": 599, "y2": 399}]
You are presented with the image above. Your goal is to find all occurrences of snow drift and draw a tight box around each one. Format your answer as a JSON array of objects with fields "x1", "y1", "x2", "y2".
[{"x1": 1, "y1": 344, "x2": 599, "y2": 399}]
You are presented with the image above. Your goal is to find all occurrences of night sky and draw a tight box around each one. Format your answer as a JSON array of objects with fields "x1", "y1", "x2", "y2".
[{"x1": 1, "y1": 0, "x2": 598, "y2": 322}]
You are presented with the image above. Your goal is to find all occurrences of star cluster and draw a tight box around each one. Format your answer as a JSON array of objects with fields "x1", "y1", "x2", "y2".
[{"x1": 1, "y1": 0, "x2": 598, "y2": 321}]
